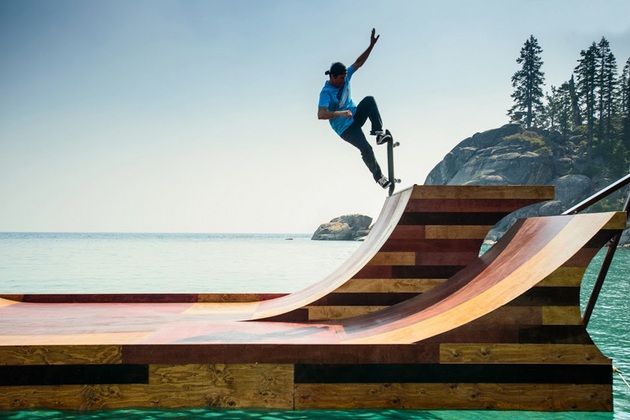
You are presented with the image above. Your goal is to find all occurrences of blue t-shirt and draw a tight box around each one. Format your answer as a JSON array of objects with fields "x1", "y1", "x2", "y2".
[{"x1": 318, "y1": 65, "x2": 357, "y2": 136}]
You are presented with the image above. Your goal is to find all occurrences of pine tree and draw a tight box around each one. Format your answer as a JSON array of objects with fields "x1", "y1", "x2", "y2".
[
  {"x1": 508, "y1": 35, "x2": 546, "y2": 129},
  {"x1": 622, "y1": 58, "x2": 630, "y2": 114},
  {"x1": 595, "y1": 37, "x2": 618, "y2": 143},
  {"x1": 621, "y1": 57, "x2": 630, "y2": 150},
  {"x1": 569, "y1": 74, "x2": 582, "y2": 127},
  {"x1": 542, "y1": 82, "x2": 573, "y2": 136},
  {"x1": 575, "y1": 43, "x2": 598, "y2": 158}
]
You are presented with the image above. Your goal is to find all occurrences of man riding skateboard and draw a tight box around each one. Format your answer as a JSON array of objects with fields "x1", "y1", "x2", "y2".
[{"x1": 317, "y1": 28, "x2": 393, "y2": 189}]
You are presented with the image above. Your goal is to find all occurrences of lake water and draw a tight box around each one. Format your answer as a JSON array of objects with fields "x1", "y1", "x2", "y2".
[{"x1": 0, "y1": 232, "x2": 628, "y2": 419}]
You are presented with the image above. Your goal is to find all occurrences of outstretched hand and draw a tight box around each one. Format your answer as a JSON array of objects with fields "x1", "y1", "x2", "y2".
[
  {"x1": 352, "y1": 28, "x2": 380, "y2": 70},
  {"x1": 370, "y1": 28, "x2": 380, "y2": 46}
]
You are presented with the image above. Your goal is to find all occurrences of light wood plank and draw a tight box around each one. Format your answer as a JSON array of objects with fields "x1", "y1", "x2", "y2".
[
  {"x1": 410, "y1": 185, "x2": 555, "y2": 200},
  {"x1": 0, "y1": 345, "x2": 121, "y2": 366},
  {"x1": 543, "y1": 306, "x2": 583, "y2": 325},
  {"x1": 368, "y1": 252, "x2": 416, "y2": 266},
  {"x1": 335, "y1": 278, "x2": 446, "y2": 293},
  {"x1": 308, "y1": 306, "x2": 387, "y2": 320},
  {"x1": 604, "y1": 211, "x2": 628, "y2": 229},
  {"x1": 536, "y1": 267, "x2": 585, "y2": 287},
  {"x1": 440, "y1": 344, "x2": 610, "y2": 364},
  {"x1": 426, "y1": 225, "x2": 494, "y2": 239},
  {"x1": 295, "y1": 383, "x2": 611, "y2": 411}
]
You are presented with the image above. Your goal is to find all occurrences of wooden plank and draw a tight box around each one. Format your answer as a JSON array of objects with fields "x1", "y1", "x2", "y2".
[
  {"x1": 400, "y1": 212, "x2": 511, "y2": 226},
  {"x1": 149, "y1": 363, "x2": 290, "y2": 386},
  {"x1": 307, "y1": 306, "x2": 387, "y2": 320},
  {"x1": 509, "y1": 287, "x2": 578, "y2": 307},
  {"x1": 0, "y1": 377, "x2": 294, "y2": 410},
  {"x1": 415, "y1": 251, "x2": 480, "y2": 266},
  {"x1": 471, "y1": 306, "x2": 541, "y2": 325},
  {"x1": 309, "y1": 293, "x2": 418, "y2": 306},
  {"x1": 410, "y1": 185, "x2": 555, "y2": 200},
  {"x1": 0, "y1": 345, "x2": 121, "y2": 366},
  {"x1": 426, "y1": 324, "x2": 520, "y2": 344},
  {"x1": 368, "y1": 251, "x2": 479, "y2": 266},
  {"x1": 425, "y1": 225, "x2": 494, "y2": 239},
  {"x1": 517, "y1": 325, "x2": 594, "y2": 345},
  {"x1": 536, "y1": 267, "x2": 586, "y2": 287},
  {"x1": 122, "y1": 344, "x2": 441, "y2": 365},
  {"x1": 294, "y1": 383, "x2": 611, "y2": 411},
  {"x1": 405, "y1": 198, "x2": 557, "y2": 213},
  {"x1": 381, "y1": 238, "x2": 482, "y2": 253},
  {"x1": 388, "y1": 225, "x2": 426, "y2": 240},
  {"x1": 334, "y1": 278, "x2": 446, "y2": 293},
  {"x1": 353, "y1": 265, "x2": 393, "y2": 279},
  {"x1": 0, "y1": 385, "x2": 85, "y2": 410},
  {"x1": 368, "y1": 252, "x2": 416, "y2": 266},
  {"x1": 543, "y1": 306, "x2": 583, "y2": 325},
  {"x1": 604, "y1": 211, "x2": 628, "y2": 229},
  {"x1": 2, "y1": 381, "x2": 609, "y2": 411},
  {"x1": 439, "y1": 344, "x2": 610, "y2": 364}
]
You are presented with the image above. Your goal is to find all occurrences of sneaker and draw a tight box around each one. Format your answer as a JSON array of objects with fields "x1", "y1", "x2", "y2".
[
  {"x1": 377, "y1": 176, "x2": 392, "y2": 189},
  {"x1": 375, "y1": 130, "x2": 392, "y2": 145}
]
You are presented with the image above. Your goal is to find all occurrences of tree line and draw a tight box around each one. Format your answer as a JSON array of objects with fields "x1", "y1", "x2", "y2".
[{"x1": 508, "y1": 35, "x2": 630, "y2": 173}]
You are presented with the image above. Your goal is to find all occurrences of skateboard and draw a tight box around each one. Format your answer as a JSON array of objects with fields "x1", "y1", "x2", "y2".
[{"x1": 385, "y1": 129, "x2": 401, "y2": 196}]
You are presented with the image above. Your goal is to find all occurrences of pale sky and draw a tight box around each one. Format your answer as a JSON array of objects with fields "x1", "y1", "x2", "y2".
[{"x1": 1, "y1": 0, "x2": 629, "y2": 233}]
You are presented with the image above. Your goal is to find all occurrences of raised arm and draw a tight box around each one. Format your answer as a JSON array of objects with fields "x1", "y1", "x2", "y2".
[{"x1": 351, "y1": 28, "x2": 380, "y2": 71}]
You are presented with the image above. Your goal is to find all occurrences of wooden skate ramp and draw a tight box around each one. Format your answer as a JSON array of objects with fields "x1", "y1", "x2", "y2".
[{"x1": 0, "y1": 185, "x2": 625, "y2": 412}]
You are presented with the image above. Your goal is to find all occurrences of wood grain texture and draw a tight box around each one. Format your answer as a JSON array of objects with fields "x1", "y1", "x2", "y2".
[
  {"x1": 439, "y1": 344, "x2": 610, "y2": 364},
  {"x1": 334, "y1": 278, "x2": 446, "y2": 293},
  {"x1": 0, "y1": 345, "x2": 121, "y2": 366},
  {"x1": 307, "y1": 306, "x2": 387, "y2": 320},
  {"x1": 367, "y1": 252, "x2": 416, "y2": 266},
  {"x1": 425, "y1": 225, "x2": 495, "y2": 239},
  {"x1": 543, "y1": 306, "x2": 583, "y2": 325},
  {"x1": 536, "y1": 267, "x2": 586, "y2": 287},
  {"x1": 410, "y1": 185, "x2": 555, "y2": 200},
  {"x1": 294, "y1": 383, "x2": 611, "y2": 411}
]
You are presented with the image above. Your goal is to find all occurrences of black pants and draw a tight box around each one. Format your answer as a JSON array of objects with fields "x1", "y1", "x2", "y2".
[{"x1": 340, "y1": 96, "x2": 384, "y2": 182}]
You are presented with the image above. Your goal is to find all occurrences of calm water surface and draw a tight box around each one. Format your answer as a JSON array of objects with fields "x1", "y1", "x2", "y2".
[{"x1": 0, "y1": 233, "x2": 628, "y2": 419}]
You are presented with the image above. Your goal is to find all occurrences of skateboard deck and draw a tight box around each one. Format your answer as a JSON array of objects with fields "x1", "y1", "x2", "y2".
[{"x1": 385, "y1": 129, "x2": 401, "y2": 196}]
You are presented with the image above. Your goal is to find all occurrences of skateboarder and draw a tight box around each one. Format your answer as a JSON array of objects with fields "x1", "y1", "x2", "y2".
[{"x1": 318, "y1": 28, "x2": 393, "y2": 189}]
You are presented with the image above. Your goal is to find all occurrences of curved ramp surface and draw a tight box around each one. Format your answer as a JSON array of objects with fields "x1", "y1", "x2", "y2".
[
  {"x1": 171, "y1": 187, "x2": 412, "y2": 320},
  {"x1": 338, "y1": 211, "x2": 623, "y2": 343}
]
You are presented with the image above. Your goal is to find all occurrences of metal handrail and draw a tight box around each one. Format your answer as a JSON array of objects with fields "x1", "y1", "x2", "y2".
[
  {"x1": 563, "y1": 173, "x2": 630, "y2": 215},
  {"x1": 569, "y1": 173, "x2": 630, "y2": 327}
]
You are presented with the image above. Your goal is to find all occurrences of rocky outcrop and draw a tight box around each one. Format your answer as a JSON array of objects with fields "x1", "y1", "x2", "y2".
[
  {"x1": 312, "y1": 214, "x2": 372, "y2": 241},
  {"x1": 425, "y1": 124, "x2": 629, "y2": 244},
  {"x1": 314, "y1": 125, "x2": 627, "y2": 244}
]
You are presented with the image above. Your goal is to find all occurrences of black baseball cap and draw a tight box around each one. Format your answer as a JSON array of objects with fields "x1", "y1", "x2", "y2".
[{"x1": 325, "y1": 62, "x2": 347, "y2": 76}]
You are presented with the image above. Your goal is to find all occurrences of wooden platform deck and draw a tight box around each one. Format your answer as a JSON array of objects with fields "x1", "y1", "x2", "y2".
[{"x1": 0, "y1": 185, "x2": 626, "y2": 411}]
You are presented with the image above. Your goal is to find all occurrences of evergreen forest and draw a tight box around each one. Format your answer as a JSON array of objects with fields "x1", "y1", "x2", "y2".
[{"x1": 508, "y1": 35, "x2": 630, "y2": 180}]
